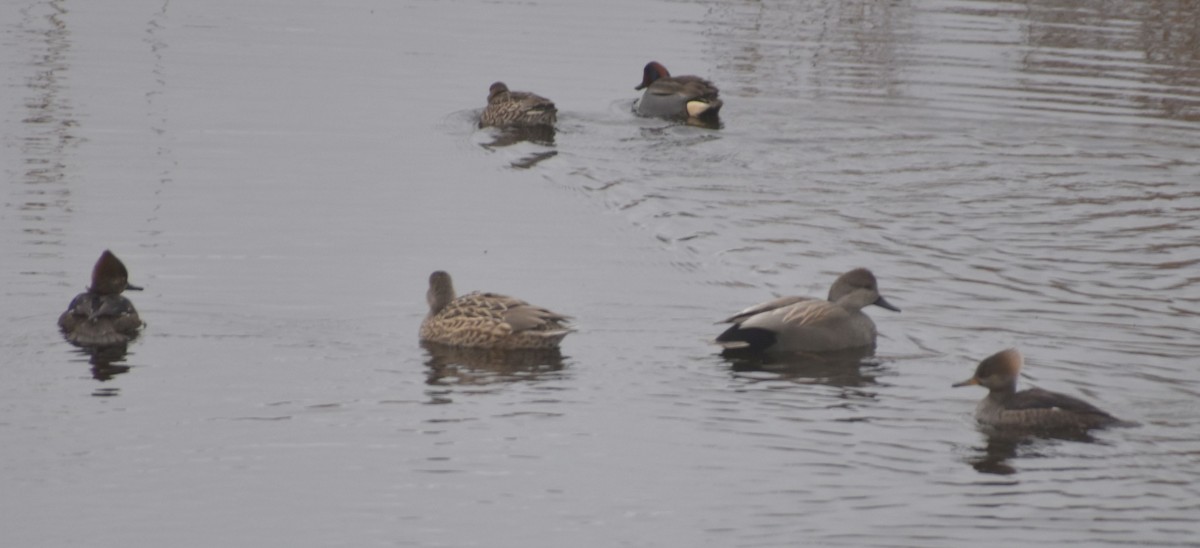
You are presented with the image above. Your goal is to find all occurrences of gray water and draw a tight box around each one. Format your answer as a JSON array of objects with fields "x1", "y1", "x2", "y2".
[{"x1": 3, "y1": 0, "x2": 1199, "y2": 546}]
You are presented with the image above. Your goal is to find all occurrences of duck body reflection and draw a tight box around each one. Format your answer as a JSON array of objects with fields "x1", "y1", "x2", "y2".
[
  {"x1": 722, "y1": 345, "x2": 881, "y2": 388},
  {"x1": 422, "y1": 342, "x2": 566, "y2": 387}
]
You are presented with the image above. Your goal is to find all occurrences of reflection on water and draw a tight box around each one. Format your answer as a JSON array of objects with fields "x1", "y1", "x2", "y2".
[
  {"x1": 722, "y1": 346, "x2": 880, "y2": 388},
  {"x1": 1010, "y1": 0, "x2": 1200, "y2": 123},
  {"x1": 507, "y1": 150, "x2": 558, "y2": 169},
  {"x1": 708, "y1": 0, "x2": 1200, "y2": 121},
  {"x1": 681, "y1": 115, "x2": 722, "y2": 130},
  {"x1": 965, "y1": 428, "x2": 1105, "y2": 476},
  {"x1": 12, "y1": 0, "x2": 75, "y2": 248},
  {"x1": 64, "y1": 344, "x2": 133, "y2": 393},
  {"x1": 422, "y1": 342, "x2": 568, "y2": 391},
  {"x1": 481, "y1": 125, "x2": 556, "y2": 148},
  {"x1": 90, "y1": 357, "x2": 132, "y2": 386},
  {"x1": 477, "y1": 125, "x2": 558, "y2": 168},
  {"x1": 141, "y1": 0, "x2": 174, "y2": 243}
]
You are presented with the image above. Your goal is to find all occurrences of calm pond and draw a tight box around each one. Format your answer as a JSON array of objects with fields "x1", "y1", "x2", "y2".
[{"x1": 2, "y1": 0, "x2": 1198, "y2": 546}]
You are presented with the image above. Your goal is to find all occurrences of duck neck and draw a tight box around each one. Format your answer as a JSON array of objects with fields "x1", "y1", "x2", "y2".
[
  {"x1": 427, "y1": 286, "x2": 454, "y2": 315},
  {"x1": 89, "y1": 279, "x2": 125, "y2": 296},
  {"x1": 986, "y1": 384, "x2": 1017, "y2": 404}
]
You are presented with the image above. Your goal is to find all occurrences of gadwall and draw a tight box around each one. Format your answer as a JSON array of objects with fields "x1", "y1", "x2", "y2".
[
  {"x1": 715, "y1": 268, "x2": 899, "y2": 353},
  {"x1": 953, "y1": 349, "x2": 1123, "y2": 431},
  {"x1": 58, "y1": 250, "x2": 144, "y2": 346},
  {"x1": 479, "y1": 82, "x2": 557, "y2": 129},
  {"x1": 420, "y1": 271, "x2": 573, "y2": 350},
  {"x1": 634, "y1": 61, "x2": 723, "y2": 121}
]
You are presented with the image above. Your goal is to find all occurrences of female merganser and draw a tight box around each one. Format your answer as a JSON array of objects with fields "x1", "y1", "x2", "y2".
[{"x1": 953, "y1": 348, "x2": 1121, "y2": 431}]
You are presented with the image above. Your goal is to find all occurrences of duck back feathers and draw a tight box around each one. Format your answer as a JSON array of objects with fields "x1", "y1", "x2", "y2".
[
  {"x1": 421, "y1": 271, "x2": 572, "y2": 350},
  {"x1": 480, "y1": 82, "x2": 557, "y2": 129}
]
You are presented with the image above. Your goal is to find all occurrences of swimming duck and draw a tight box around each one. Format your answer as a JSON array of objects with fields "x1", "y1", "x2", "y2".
[
  {"x1": 479, "y1": 82, "x2": 557, "y2": 129},
  {"x1": 953, "y1": 349, "x2": 1121, "y2": 431},
  {"x1": 420, "y1": 271, "x2": 573, "y2": 350},
  {"x1": 58, "y1": 250, "x2": 144, "y2": 346},
  {"x1": 634, "y1": 61, "x2": 723, "y2": 121},
  {"x1": 715, "y1": 268, "x2": 899, "y2": 353}
]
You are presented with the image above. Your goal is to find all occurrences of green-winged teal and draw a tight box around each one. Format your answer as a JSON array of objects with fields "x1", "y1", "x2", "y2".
[{"x1": 634, "y1": 61, "x2": 723, "y2": 121}]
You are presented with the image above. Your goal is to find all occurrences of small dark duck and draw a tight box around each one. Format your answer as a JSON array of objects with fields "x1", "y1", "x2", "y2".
[{"x1": 58, "y1": 250, "x2": 144, "y2": 347}]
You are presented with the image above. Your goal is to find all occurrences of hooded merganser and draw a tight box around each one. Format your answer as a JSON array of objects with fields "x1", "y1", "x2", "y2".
[
  {"x1": 953, "y1": 349, "x2": 1121, "y2": 431},
  {"x1": 58, "y1": 250, "x2": 144, "y2": 346}
]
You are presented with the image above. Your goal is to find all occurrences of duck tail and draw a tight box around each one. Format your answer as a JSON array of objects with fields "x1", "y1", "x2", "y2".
[{"x1": 714, "y1": 324, "x2": 775, "y2": 351}]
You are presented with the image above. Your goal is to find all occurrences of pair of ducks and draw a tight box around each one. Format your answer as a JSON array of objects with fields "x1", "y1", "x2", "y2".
[
  {"x1": 421, "y1": 269, "x2": 1123, "y2": 433},
  {"x1": 479, "y1": 61, "x2": 723, "y2": 129},
  {"x1": 420, "y1": 268, "x2": 895, "y2": 353}
]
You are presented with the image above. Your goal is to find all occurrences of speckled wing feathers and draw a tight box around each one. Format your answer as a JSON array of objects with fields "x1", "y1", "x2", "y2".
[
  {"x1": 480, "y1": 91, "x2": 557, "y2": 128},
  {"x1": 1007, "y1": 388, "x2": 1103, "y2": 413},
  {"x1": 990, "y1": 407, "x2": 1110, "y2": 430},
  {"x1": 57, "y1": 292, "x2": 143, "y2": 346},
  {"x1": 421, "y1": 291, "x2": 572, "y2": 350}
]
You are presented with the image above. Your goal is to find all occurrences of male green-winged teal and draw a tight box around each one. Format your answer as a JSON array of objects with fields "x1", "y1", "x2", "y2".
[
  {"x1": 420, "y1": 271, "x2": 572, "y2": 350},
  {"x1": 479, "y1": 82, "x2": 557, "y2": 129},
  {"x1": 953, "y1": 349, "x2": 1123, "y2": 431},
  {"x1": 634, "y1": 61, "x2": 723, "y2": 121},
  {"x1": 715, "y1": 268, "x2": 899, "y2": 353},
  {"x1": 58, "y1": 250, "x2": 144, "y2": 347}
]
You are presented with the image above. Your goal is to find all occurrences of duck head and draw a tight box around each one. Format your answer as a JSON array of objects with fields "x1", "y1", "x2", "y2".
[
  {"x1": 635, "y1": 61, "x2": 670, "y2": 90},
  {"x1": 427, "y1": 270, "x2": 456, "y2": 314},
  {"x1": 827, "y1": 268, "x2": 899, "y2": 312},
  {"x1": 954, "y1": 348, "x2": 1023, "y2": 391},
  {"x1": 487, "y1": 82, "x2": 510, "y2": 104},
  {"x1": 89, "y1": 250, "x2": 142, "y2": 295}
]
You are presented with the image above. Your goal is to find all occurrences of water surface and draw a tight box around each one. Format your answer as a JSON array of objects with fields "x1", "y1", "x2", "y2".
[{"x1": 2, "y1": 0, "x2": 1198, "y2": 546}]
